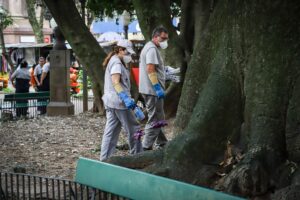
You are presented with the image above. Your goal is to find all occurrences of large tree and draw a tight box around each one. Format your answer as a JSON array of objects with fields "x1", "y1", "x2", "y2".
[{"x1": 44, "y1": 0, "x2": 300, "y2": 198}]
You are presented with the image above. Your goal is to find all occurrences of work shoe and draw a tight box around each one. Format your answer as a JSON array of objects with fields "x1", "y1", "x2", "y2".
[{"x1": 142, "y1": 147, "x2": 152, "y2": 151}]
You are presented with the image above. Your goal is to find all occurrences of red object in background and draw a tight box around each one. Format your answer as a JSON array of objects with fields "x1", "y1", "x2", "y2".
[
  {"x1": 70, "y1": 67, "x2": 80, "y2": 94},
  {"x1": 131, "y1": 67, "x2": 139, "y2": 86},
  {"x1": 44, "y1": 36, "x2": 50, "y2": 43}
]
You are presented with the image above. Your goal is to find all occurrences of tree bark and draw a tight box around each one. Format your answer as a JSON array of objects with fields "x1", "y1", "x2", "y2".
[
  {"x1": 216, "y1": 0, "x2": 300, "y2": 197},
  {"x1": 25, "y1": 0, "x2": 44, "y2": 43},
  {"x1": 0, "y1": 27, "x2": 14, "y2": 71},
  {"x1": 286, "y1": 75, "x2": 300, "y2": 162},
  {"x1": 44, "y1": 0, "x2": 106, "y2": 112},
  {"x1": 174, "y1": 0, "x2": 213, "y2": 133},
  {"x1": 108, "y1": 0, "x2": 300, "y2": 198}
]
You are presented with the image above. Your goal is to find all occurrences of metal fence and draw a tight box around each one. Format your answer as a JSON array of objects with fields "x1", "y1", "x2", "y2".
[
  {"x1": 0, "y1": 95, "x2": 94, "y2": 120},
  {"x1": 0, "y1": 172, "x2": 128, "y2": 200},
  {"x1": 71, "y1": 96, "x2": 94, "y2": 115}
]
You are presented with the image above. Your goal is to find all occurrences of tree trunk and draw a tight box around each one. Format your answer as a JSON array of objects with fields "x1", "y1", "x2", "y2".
[
  {"x1": 25, "y1": 0, "x2": 44, "y2": 43},
  {"x1": 174, "y1": 0, "x2": 213, "y2": 133},
  {"x1": 108, "y1": 0, "x2": 300, "y2": 198},
  {"x1": 221, "y1": 1, "x2": 300, "y2": 197},
  {"x1": 44, "y1": 0, "x2": 106, "y2": 112},
  {"x1": 0, "y1": 27, "x2": 14, "y2": 71},
  {"x1": 286, "y1": 76, "x2": 300, "y2": 162}
]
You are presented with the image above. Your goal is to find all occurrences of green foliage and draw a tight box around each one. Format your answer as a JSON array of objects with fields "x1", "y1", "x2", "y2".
[
  {"x1": 2, "y1": 87, "x2": 13, "y2": 93},
  {"x1": 0, "y1": 6, "x2": 13, "y2": 29},
  {"x1": 87, "y1": 0, "x2": 181, "y2": 20},
  {"x1": 78, "y1": 69, "x2": 92, "y2": 89},
  {"x1": 170, "y1": 1, "x2": 181, "y2": 18},
  {"x1": 87, "y1": 0, "x2": 134, "y2": 19}
]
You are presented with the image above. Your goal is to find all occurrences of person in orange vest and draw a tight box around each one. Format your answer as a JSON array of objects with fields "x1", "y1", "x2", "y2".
[
  {"x1": 29, "y1": 64, "x2": 37, "y2": 91},
  {"x1": 0, "y1": 74, "x2": 8, "y2": 90}
]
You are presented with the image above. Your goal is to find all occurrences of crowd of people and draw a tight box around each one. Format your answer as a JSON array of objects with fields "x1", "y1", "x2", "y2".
[
  {"x1": 9, "y1": 55, "x2": 83, "y2": 117},
  {"x1": 100, "y1": 26, "x2": 171, "y2": 160},
  {"x1": 10, "y1": 56, "x2": 51, "y2": 117}
]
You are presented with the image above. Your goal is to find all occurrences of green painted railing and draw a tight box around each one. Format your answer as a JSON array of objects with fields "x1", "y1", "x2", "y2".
[
  {"x1": 75, "y1": 157, "x2": 245, "y2": 200},
  {"x1": 4, "y1": 91, "x2": 50, "y2": 100}
]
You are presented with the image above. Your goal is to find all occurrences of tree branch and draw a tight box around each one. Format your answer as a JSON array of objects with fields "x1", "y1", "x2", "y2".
[{"x1": 25, "y1": 0, "x2": 44, "y2": 43}]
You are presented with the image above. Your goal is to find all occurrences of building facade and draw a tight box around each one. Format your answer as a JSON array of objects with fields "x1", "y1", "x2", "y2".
[{"x1": 0, "y1": 0, "x2": 52, "y2": 44}]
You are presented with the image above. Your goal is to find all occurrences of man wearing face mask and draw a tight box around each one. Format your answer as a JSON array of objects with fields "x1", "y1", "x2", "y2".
[{"x1": 139, "y1": 26, "x2": 169, "y2": 151}]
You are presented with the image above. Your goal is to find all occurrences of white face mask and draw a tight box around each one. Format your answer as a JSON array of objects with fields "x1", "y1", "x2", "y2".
[
  {"x1": 123, "y1": 55, "x2": 132, "y2": 64},
  {"x1": 159, "y1": 40, "x2": 168, "y2": 49}
]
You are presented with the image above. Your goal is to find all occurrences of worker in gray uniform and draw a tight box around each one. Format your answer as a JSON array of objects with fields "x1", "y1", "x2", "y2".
[
  {"x1": 139, "y1": 26, "x2": 169, "y2": 150},
  {"x1": 100, "y1": 40, "x2": 144, "y2": 161}
]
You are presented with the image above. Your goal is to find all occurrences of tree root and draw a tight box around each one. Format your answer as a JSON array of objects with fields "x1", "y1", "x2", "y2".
[
  {"x1": 216, "y1": 161, "x2": 270, "y2": 197},
  {"x1": 272, "y1": 185, "x2": 300, "y2": 200},
  {"x1": 105, "y1": 150, "x2": 164, "y2": 170},
  {"x1": 192, "y1": 164, "x2": 220, "y2": 187}
]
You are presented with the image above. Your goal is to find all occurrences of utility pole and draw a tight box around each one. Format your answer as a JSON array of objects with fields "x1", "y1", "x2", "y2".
[{"x1": 80, "y1": 0, "x2": 88, "y2": 112}]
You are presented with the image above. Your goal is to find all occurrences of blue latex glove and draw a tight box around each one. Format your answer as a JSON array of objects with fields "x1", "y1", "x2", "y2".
[
  {"x1": 153, "y1": 83, "x2": 165, "y2": 99},
  {"x1": 118, "y1": 91, "x2": 135, "y2": 109},
  {"x1": 133, "y1": 106, "x2": 145, "y2": 121}
]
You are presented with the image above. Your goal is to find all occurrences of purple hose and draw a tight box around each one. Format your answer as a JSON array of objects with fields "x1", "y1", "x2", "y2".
[
  {"x1": 150, "y1": 120, "x2": 168, "y2": 129},
  {"x1": 134, "y1": 129, "x2": 144, "y2": 140}
]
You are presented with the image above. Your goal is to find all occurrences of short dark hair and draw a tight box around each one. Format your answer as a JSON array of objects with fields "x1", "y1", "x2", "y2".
[
  {"x1": 152, "y1": 26, "x2": 168, "y2": 38},
  {"x1": 20, "y1": 61, "x2": 28, "y2": 68}
]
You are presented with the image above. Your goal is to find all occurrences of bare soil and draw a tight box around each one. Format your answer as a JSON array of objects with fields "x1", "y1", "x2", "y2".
[{"x1": 0, "y1": 112, "x2": 174, "y2": 180}]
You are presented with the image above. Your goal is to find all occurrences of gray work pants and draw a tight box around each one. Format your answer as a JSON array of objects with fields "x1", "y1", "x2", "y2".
[
  {"x1": 142, "y1": 94, "x2": 168, "y2": 149},
  {"x1": 100, "y1": 107, "x2": 142, "y2": 161}
]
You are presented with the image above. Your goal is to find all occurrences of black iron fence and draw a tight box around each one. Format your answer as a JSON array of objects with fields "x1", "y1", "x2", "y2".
[{"x1": 0, "y1": 172, "x2": 128, "y2": 200}]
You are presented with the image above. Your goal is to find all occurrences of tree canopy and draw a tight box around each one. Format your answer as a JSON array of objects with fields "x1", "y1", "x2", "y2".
[{"x1": 87, "y1": 0, "x2": 181, "y2": 20}]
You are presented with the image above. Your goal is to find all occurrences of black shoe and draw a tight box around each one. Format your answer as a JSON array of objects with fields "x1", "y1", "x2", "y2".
[
  {"x1": 116, "y1": 143, "x2": 129, "y2": 150},
  {"x1": 143, "y1": 147, "x2": 152, "y2": 151},
  {"x1": 154, "y1": 142, "x2": 167, "y2": 150}
]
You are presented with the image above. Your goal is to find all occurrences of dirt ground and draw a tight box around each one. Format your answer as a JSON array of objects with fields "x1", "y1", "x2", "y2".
[{"x1": 0, "y1": 112, "x2": 174, "y2": 180}]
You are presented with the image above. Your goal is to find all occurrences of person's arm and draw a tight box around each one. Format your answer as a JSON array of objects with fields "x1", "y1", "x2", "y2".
[
  {"x1": 145, "y1": 48, "x2": 165, "y2": 99},
  {"x1": 10, "y1": 70, "x2": 18, "y2": 88},
  {"x1": 112, "y1": 73, "x2": 144, "y2": 120},
  {"x1": 34, "y1": 76, "x2": 40, "y2": 85},
  {"x1": 146, "y1": 64, "x2": 165, "y2": 99},
  {"x1": 40, "y1": 63, "x2": 49, "y2": 85},
  {"x1": 40, "y1": 72, "x2": 47, "y2": 85},
  {"x1": 10, "y1": 70, "x2": 17, "y2": 82},
  {"x1": 34, "y1": 67, "x2": 40, "y2": 86},
  {"x1": 112, "y1": 73, "x2": 135, "y2": 109}
]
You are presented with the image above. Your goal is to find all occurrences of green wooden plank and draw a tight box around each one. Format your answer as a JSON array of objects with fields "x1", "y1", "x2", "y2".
[
  {"x1": 4, "y1": 92, "x2": 50, "y2": 100},
  {"x1": 14, "y1": 102, "x2": 48, "y2": 108},
  {"x1": 75, "y1": 157, "x2": 245, "y2": 200}
]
